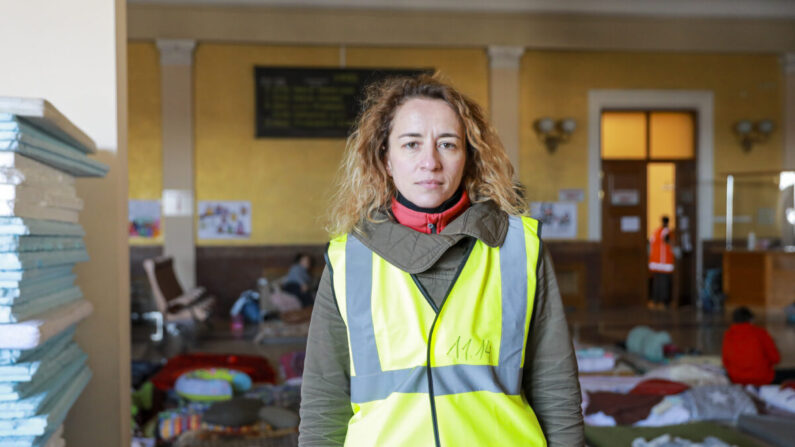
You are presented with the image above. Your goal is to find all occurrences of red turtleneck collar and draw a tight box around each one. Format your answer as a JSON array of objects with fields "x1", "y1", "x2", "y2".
[{"x1": 391, "y1": 190, "x2": 470, "y2": 234}]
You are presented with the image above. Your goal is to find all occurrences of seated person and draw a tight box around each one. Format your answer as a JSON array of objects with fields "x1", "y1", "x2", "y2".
[
  {"x1": 722, "y1": 306, "x2": 780, "y2": 385},
  {"x1": 281, "y1": 253, "x2": 316, "y2": 307}
]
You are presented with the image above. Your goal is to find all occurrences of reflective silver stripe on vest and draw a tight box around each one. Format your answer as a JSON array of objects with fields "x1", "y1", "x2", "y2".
[
  {"x1": 498, "y1": 215, "x2": 528, "y2": 369},
  {"x1": 346, "y1": 235, "x2": 382, "y2": 374},
  {"x1": 350, "y1": 365, "x2": 523, "y2": 403}
]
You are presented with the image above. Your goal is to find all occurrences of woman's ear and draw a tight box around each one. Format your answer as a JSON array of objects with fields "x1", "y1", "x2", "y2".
[{"x1": 384, "y1": 149, "x2": 392, "y2": 176}]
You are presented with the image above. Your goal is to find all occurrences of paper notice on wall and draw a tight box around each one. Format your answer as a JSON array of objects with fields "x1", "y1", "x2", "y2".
[
  {"x1": 558, "y1": 188, "x2": 585, "y2": 202},
  {"x1": 611, "y1": 189, "x2": 640, "y2": 206},
  {"x1": 620, "y1": 216, "x2": 641, "y2": 232},
  {"x1": 162, "y1": 189, "x2": 193, "y2": 217},
  {"x1": 530, "y1": 202, "x2": 577, "y2": 239},
  {"x1": 197, "y1": 201, "x2": 252, "y2": 239}
]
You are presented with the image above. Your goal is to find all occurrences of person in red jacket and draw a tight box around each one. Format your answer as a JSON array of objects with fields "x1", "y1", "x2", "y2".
[{"x1": 722, "y1": 307, "x2": 780, "y2": 385}]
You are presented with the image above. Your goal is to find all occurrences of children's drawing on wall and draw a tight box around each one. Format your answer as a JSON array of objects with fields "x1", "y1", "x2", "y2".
[
  {"x1": 128, "y1": 200, "x2": 161, "y2": 238},
  {"x1": 530, "y1": 201, "x2": 577, "y2": 239},
  {"x1": 198, "y1": 201, "x2": 252, "y2": 239}
]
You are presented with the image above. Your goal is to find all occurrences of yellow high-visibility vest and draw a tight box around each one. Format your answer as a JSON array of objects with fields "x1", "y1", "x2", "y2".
[{"x1": 326, "y1": 215, "x2": 547, "y2": 447}]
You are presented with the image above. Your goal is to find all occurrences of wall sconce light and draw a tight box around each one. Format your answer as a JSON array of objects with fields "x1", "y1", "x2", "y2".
[
  {"x1": 534, "y1": 117, "x2": 576, "y2": 152},
  {"x1": 733, "y1": 119, "x2": 774, "y2": 152}
]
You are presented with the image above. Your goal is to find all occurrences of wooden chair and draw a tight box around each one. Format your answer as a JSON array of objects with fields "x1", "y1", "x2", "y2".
[{"x1": 142, "y1": 256, "x2": 215, "y2": 342}]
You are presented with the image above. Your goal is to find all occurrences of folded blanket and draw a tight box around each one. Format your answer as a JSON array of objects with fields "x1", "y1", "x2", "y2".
[
  {"x1": 0, "y1": 152, "x2": 76, "y2": 187},
  {"x1": 0, "y1": 202, "x2": 79, "y2": 223},
  {"x1": 0, "y1": 249, "x2": 88, "y2": 270},
  {"x1": 0, "y1": 265, "x2": 73, "y2": 283},
  {"x1": 0, "y1": 274, "x2": 76, "y2": 305},
  {"x1": 757, "y1": 385, "x2": 795, "y2": 413},
  {"x1": 0, "y1": 236, "x2": 83, "y2": 253},
  {"x1": 0, "y1": 185, "x2": 81, "y2": 211},
  {"x1": 586, "y1": 391, "x2": 664, "y2": 425},
  {"x1": 679, "y1": 384, "x2": 757, "y2": 422},
  {"x1": 0, "y1": 299, "x2": 92, "y2": 349},
  {"x1": 0, "y1": 352, "x2": 85, "y2": 418},
  {"x1": 630, "y1": 379, "x2": 690, "y2": 396},
  {"x1": 0, "y1": 341, "x2": 83, "y2": 384},
  {"x1": 643, "y1": 364, "x2": 729, "y2": 387},
  {"x1": 0, "y1": 327, "x2": 74, "y2": 365},
  {"x1": 0, "y1": 424, "x2": 63, "y2": 447},
  {"x1": 0, "y1": 114, "x2": 106, "y2": 177},
  {"x1": 0, "y1": 286, "x2": 82, "y2": 323},
  {"x1": 0, "y1": 364, "x2": 91, "y2": 436},
  {"x1": 0, "y1": 97, "x2": 97, "y2": 154},
  {"x1": 577, "y1": 347, "x2": 617, "y2": 373},
  {"x1": 0, "y1": 218, "x2": 83, "y2": 237}
]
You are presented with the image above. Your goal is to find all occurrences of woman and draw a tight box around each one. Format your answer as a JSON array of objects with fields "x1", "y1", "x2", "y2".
[{"x1": 299, "y1": 74, "x2": 583, "y2": 446}]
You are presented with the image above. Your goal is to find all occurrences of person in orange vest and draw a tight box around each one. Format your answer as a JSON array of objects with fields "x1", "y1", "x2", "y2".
[{"x1": 649, "y1": 216, "x2": 674, "y2": 310}]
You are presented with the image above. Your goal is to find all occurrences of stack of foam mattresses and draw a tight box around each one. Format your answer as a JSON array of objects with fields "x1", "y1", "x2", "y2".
[{"x1": 0, "y1": 97, "x2": 108, "y2": 447}]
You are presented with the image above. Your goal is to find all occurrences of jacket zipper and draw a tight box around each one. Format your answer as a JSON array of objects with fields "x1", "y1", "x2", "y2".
[{"x1": 410, "y1": 239, "x2": 476, "y2": 447}]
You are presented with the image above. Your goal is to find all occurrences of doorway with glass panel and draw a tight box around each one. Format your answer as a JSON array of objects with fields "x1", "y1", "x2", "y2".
[{"x1": 600, "y1": 111, "x2": 697, "y2": 308}]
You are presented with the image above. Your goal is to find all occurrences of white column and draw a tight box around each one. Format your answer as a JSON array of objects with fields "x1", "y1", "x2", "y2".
[
  {"x1": 783, "y1": 53, "x2": 795, "y2": 170},
  {"x1": 488, "y1": 46, "x2": 525, "y2": 175},
  {"x1": 157, "y1": 39, "x2": 197, "y2": 288}
]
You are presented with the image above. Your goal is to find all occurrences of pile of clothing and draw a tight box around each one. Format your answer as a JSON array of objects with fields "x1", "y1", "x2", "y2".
[
  {"x1": 580, "y1": 358, "x2": 795, "y2": 447},
  {"x1": 0, "y1": 98, "x2": 108, "y2": 447}
]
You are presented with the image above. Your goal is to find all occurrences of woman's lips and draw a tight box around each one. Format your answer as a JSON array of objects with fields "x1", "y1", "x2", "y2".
[{"x1": 416, "y1": 180, "x2": 443, "y2": 188}]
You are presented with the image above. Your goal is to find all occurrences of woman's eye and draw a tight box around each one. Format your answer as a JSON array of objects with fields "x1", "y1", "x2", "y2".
[
  {"x1": 439, "y1": 142, "x2": 457, "y2": 150},
  {"x1": 404, "y1": 141, "x2": 419, "y2": 149}
]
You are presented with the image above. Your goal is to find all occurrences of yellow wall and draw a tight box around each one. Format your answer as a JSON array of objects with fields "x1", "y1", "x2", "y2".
[
  {"x1": 345, "y1": 47, "x2": 489, "y2": 111},
  {"x1": 193, "y1": 44, "x2": 488, "y2": 245},
  {"x1": 127, "y1": 42, "x2": 163, "y2": 245},
  {"x1": 129, "y1": 44, "x2": 784, "y2": 244},
  {"x1": 520, "y1": 51, "x2": 783, "y2": 239}
]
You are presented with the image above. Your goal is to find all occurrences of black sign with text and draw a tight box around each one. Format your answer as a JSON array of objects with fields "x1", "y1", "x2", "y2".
[{"x1": 254, "y1": 67, "x2": 430, "y2": 138}]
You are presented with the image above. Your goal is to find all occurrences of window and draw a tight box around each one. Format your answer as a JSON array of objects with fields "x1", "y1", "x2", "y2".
[{"x1": 602, "y1": 111, "x2": 695, "y2": 160}]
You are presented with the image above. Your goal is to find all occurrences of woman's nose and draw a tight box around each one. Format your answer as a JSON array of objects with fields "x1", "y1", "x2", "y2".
[{"x1": 419, "y1": 145, "x2": 441, "y2": 170}]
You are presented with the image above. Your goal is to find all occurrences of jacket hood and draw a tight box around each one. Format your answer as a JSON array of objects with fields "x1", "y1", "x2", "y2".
[{"x1": 353, "y1": 200, "x2": 509, "y2": 274}]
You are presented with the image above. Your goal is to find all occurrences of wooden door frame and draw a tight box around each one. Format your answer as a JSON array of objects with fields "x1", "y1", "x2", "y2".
[{"x1": 587, "y1": 90, "x2": 714, "y2": 289}]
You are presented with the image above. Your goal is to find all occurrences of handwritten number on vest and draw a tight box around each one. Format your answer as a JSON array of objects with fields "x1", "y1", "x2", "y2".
[{"x1": 447, "y1": 335, "x2": 492, "y2": 362}]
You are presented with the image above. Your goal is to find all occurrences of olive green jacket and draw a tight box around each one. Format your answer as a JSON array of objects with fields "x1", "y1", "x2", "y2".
[{"x1": 298, "y1": 201, "x2": 584, "y2": 446}]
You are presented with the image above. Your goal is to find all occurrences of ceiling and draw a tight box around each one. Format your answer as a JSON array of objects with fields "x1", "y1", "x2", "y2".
[{"x1": 127, "y1": 0, "x2": 795, "y2": 19}]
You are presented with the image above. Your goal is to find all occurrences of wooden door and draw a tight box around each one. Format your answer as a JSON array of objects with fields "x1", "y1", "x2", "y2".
[
  {"x1": 601, "y1": 161, "x2": 648, "y2": 306},
  {"x1": 674, "y1": 160, "x2": 697, "y2": 307}
]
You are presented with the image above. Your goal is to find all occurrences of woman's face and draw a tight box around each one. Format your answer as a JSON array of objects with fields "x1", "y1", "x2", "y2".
[{"x1": 385, "y1": 98, "x2": 466, "y2": 209}]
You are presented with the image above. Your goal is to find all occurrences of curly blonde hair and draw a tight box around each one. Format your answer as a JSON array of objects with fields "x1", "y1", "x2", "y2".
[{"x1": 327, "y1": 73, "x2": 527, "y2": 236}]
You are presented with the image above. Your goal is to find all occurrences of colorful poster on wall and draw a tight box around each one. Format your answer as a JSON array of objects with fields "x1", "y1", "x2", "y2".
[
  {"x1": 530, "y1": 202, "x2": 577, "y2": 239},
  {"x1": 198, "y1": 201, "x2": 252, "y2": 239},
  {"x1": 128, "y1": 200, "x2": 161, "y2": 238}
]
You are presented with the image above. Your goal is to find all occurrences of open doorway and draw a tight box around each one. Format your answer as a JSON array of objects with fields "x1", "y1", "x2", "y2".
[{"x1": 600, "y1": 110, "x2": 697, "y2": 308}]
